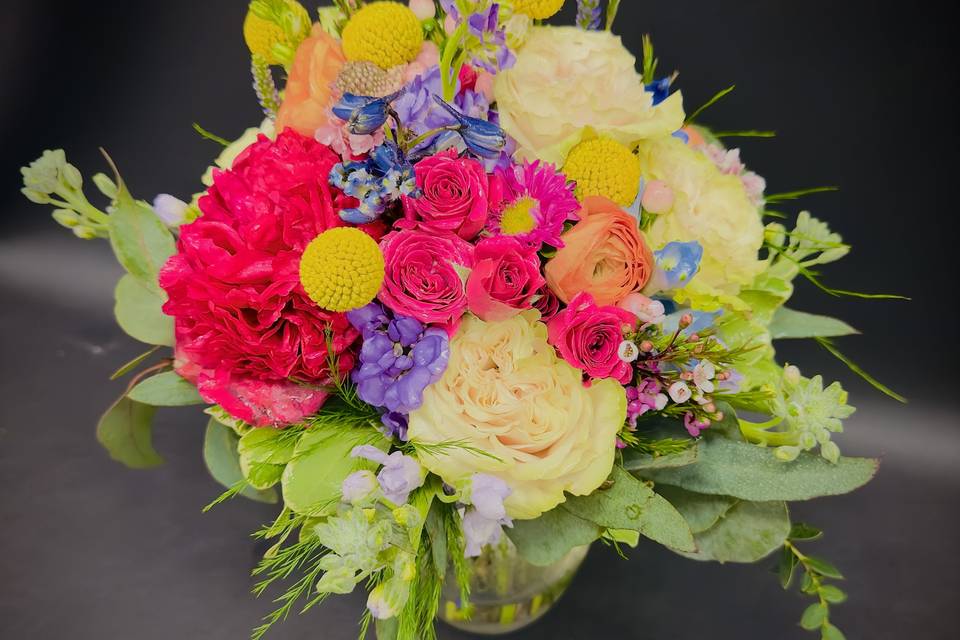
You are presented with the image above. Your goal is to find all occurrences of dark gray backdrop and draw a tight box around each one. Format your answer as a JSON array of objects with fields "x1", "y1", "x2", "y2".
[{"x1": 1, "y1": 1, "x2": 957, "y2": 639}]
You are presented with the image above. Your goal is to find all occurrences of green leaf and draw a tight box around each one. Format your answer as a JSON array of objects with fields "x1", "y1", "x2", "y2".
[
  {"x1": 128, "y1": 370, "x2": 204, "y2": 406},
  {"x1": 822, "y1": 622, "x2": 846, "y2": 640},
  {"x1": 563, "y1": 467, "x2": 695, "y2": 552},
  {"x1": 202, "y1": 418, "x2": 277, "y2": 503},
  {"x1": 789, "y1": 522, "x2": 823, "y2": 541},
  {"x1": 96, "y1": 395, "x2": 163, "y2": 468},
  {"x1": 109, "y1": 345, "x2": 161, "y2": 380},
  {"x1": 765, "y1": 186, "x2": 838, "y2": 203},
  {"x1": 280, "y1": 425, "x2": 387, "y2": 516},
  {"x1": 769, "y1": 307, "x2": 858, "y2": 340},
  {"x1": 506, "y1": 506, "x2": 600, "y2": 567},
  {"x1": 238, "y1": 428, "x2": 297, "y2": 465},
  {"x1": 820, "y1": 585, "x2": 847, "y2": 603},
  {"x1": 374, "y1": 617, "x2": 399, "y2": 640},
  {"x1": 679, "y1": 501, "x2": 790, "y2": 563},
  {"x1": 241, "y1": 458, "x2": 285, "y2": 490},
  {"x1": 424, "y1": 504, "x2": 448, "y2": 578},
  {"x1": 806, "y1": 555, "x2": 844, "y2": 579},
  {"x1": 800, "y1": 602, "x2": 828, "y2": 630},
  {"x1": 816, "y1": 338, "x2": 907, "y2": 403},
  {"x1": 640, "y1": 436, "x2": 878, "y2": 501},
  {"x1": 655, "y1": 485, "x2": 737, "y2": 534},
  {"x1": 114, "y1": 274, "x2": 174, "y2": 346},
  {"x1": 622, "y1": 443, "x2": 699, "y2": 471},
  {"x1": 107, "y1": 175, "x2": 176, "y2": 291},
  {"x1": 685, "y1": 85, "x2": 735, "y2": 124},
  {"x1": 779, "y1": 545, "x2": 799, "y2": 589}
]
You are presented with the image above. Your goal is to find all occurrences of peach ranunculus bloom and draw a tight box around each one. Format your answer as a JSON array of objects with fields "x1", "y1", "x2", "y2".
[
  {"x1": 545, "y1": 196, "x2": 655, "y2": 306},
  {"x1": 275, "y1": 25, "x2": 346, "y2": 137}
]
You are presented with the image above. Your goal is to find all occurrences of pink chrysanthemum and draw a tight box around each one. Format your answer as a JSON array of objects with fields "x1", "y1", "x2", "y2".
[{"x1": 487, "y1": 160, "x2": 579, "y2": 249}]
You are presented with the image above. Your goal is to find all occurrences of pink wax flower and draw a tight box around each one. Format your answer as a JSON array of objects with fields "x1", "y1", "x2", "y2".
[
  {"x1": 466, "y1": 236, "x2": 545, "y2": 321},
  {"x1": 547, "y1": 292, "x2": 637, "y2": 383},
  {"x1": 378, "y1": 228, "x2": 475, "y2": 326},
  {"x1": 159, "y1": 130, "x2": 357, "y2": 426},
  {"x1": 402, "y1": 149, "x2": 491, "y2": 240}
]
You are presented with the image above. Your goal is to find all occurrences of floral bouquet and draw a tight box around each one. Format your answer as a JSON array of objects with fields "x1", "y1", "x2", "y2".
[{"x1": 20, "y1": 1, "x2": 903, "y2": 639}]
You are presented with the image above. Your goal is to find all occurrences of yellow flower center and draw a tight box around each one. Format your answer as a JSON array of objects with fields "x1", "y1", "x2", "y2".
[
  {"x1": 342, "y1": 1, "x2": 424, "y2": 70},
  {"x1": 513, "y1": 0, "x2": 566, "y2": 19},
  {"x1": 562, "y1": 136, "x2": 641, "y2": 206},
  {"x1": 499, "y1": 197, "x2": 537, "y2": 235},
  {"x1": 299, "y1": 227, "x2": 385, "y2": 312},
  {"x1": 243, "y1": 0, "x2": 311, "y2": 65}
]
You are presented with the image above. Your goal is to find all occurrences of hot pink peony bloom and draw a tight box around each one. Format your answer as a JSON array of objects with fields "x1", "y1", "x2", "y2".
[
  {"x1": 378, "y1": 228, "x2": 475, "y2": 326},
  {"x1": 402, "y1": 149, "x2": 491, "y2": 240},
  {"x1": 547, "y1": 292, "x2": 637, "y2": 383},
  {"x1": 159, "y1": 129, "x2": 358, "y2": 427},
  {"x1": 486, "y1": 160, "x2": 579, "y2": 249},
  {"x1": 466, "y1": 236, "x2": 545, "y2": 322}
]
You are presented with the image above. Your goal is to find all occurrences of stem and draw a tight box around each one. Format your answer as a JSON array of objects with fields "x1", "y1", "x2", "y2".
[
  {"x1": 440, "y1": 21, "x2": 469, "y2": 102},
  {"x1": 404, "y1": 125, "x2": 459, "y2": 151}
]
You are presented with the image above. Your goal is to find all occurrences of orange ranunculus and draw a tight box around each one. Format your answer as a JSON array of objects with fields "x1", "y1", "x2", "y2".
[
  {"x1": 275, "y1": 26, "x2": 346, "y2": 137},
  {"x1": 544, "y1": 196, "x2": 654, "y2": 306}
]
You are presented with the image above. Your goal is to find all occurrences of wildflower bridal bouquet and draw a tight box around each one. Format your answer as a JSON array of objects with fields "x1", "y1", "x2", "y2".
[{"x1": 20, "y1": 1, "x2": 902, "y2": 639}]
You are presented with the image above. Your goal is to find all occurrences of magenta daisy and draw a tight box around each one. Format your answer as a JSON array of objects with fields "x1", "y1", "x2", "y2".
[{"x1": 487, "y1": 160, "x2": 580, "y2": 249}]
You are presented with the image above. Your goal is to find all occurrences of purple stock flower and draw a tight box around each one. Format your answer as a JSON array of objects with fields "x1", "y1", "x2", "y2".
[
  {"x1": 463, "y1": 473, "x2": 512, "y2": 557},
  {"x1": 576, "y1": 0, "x2": 602, "y2": 30},
  {"x1": 351, "y1": 445, "x2": 424, "y2": 505}
]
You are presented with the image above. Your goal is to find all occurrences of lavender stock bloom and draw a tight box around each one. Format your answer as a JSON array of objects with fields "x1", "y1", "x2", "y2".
[
  {"x1": 462, "y1": 473, "x2": 512, "y2": 557},
  {"x1": 351, "y1": 445, "x2": 424, "y2": 505},
  {"x1": 576, "y1": 0, "x2": 602, "y2": 30}
]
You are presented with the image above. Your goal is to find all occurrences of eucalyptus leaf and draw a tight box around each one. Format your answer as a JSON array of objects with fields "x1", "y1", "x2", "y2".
[
  {"x1": 128, "y1": 370, "x2": 204, "y2": 406},
  {"x1": 506, "y1": 506, "x2": 599, "y2": 567},
  {"x1": 202, "y1": 418, "x2": 277, "y2": 503},
  {"x1": 280, "y1": 425, "x2": 387, "y2": 517},
  {"x1": 640, "y1": 436, "x2": 878, "y2": 501},
  {"x1": 679, "y1": 500, "x2": 790, "y2": 563},
  {"x1": 655, "y1": 485, "x2": 736, "y2": 534},
  {"x1": 96, "y1": 395, "x2": 162, "y2": 468},
  {"x1": 769, "y1": 307, "x2": 858, "y2": 340},
  {"x1": 114, "y1": 274, "x2": 174, "y2": 346},
  {"x1": 822, "y1": 623, "x2": 847, "y2": 640},
  {"x1": 806, "y1": 555, "x2": 844, "y2": 579},
  {"x1": 108, "y1": 183, "x2": 176, "y2": 291},
  {"x1": 563, "y1": 466, "x2": 695, "y2": 552},
  {"x1": 800, "y1": 602, "x2": 828, "y2": 630}
]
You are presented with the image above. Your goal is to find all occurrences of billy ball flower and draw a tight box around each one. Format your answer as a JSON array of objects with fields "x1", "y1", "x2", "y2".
[
  {"x1": 563, "y1": 136, "x2": 641, "y2": 206},
  {"x1": 300, "y1": 227, "x2": 385, "y2": 312},
  {"x1": 243, "y1": 0, "x2": 312, "y2": 65},
  {"x1": 342, "y1": 1, "x2": 424, "y2": 70},
  {"x1": 514, "y1": 0, "x2": 566, "y2": 19}
]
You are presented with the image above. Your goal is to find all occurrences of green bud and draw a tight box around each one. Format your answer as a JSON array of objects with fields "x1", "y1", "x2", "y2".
[
  {"x1": 820, "y1": 441, "x2": 840, "y2": 464},
  {"x1": 73, "y1": 225, "x2": 98, "y2": 240},
  {"x1": 51, "y1": 209, "x2": 81, "y2": 228},
  {"x1": 61, "y1": 163, "x2": 83, "y2": 191},
  {"x1": 249, "y1": 0, "x2": 274, "y2": 21},
  {"x1": 774, "y1": 445, "x2": 800, "y2": 462},
  {"x1": 798, "y1": 431, "x2": 817, "y2": 450},
  {"x1": 21, "y1": 187, "x2": 50, "y2": 204},
  {"x1": 92, "y1": 172, "x2": 118, "y2": 200}
]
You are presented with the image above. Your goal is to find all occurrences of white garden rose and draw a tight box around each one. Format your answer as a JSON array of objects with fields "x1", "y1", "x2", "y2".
[
  {"x1": 407, "y1": 311, "x2": 625, "y2": 519},
  {"x1": 635, "y1": 136, "x2": 766, "y2": 294},
  {"x1": 493, "y1": 26, "x2": 685, "y2": 166}
]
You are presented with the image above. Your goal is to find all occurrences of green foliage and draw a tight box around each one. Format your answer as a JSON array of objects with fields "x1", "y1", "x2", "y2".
[
  {"x1": 96, "y1": 395, "x2": 162, "y2": 468},
  {"x1": 109, "y1": 346, "x2": 162, "y2": 380},
  {"x1": 605, "y1": 0, "x2": 621, "y2": 30},
  {"x1": 114, "y1": 274, "x2": 175, "y2": 346},
  {"x1": 678, "y1": 500, "x2": 790, "y2": 563},
  {"x1": 685, "y1": 85, "x2": 735, "y2": 124},
  {"x1": 655, "y1": 485, "x2": 736, "y2": 534},
  {"x1": 562, "y1": 466, "x2": 695, "y2": 552},
  {"x1": 712, "y1": 130, "x2": 777, "y2": 138},
  {"x1": 765, "y1": 186, "x2": 838, "y2": 203},
  {"x1": 815, "y1": 338, "x2": 907, "y2": 403},
  {"x1": 640, "y1": 34, "x2": 658, "y2": 84},
  {"x1": 621, "y1": 435, "x2": 699, "y2": 471},
  {"x1": 192, "y1": 122, "x2": 230, "y2": 146},
  {"x1": 778, "y1": 526, "x2": 849, "y2": 639},
  {"x1": 20, "y1": 148, "x2": 112, "y2": 239},
  {"x1": 639, "y1": 435, "x2": 878, "y2": 501},
  {"x1": 506, "y1": 506, "x2": 600, "y2": 567},
  {"x1": 202, "y1": 418, "x2": 277, "y2": 504},
  {"x1": 127, "y1": 370, "x2": 205, "y2": 406},
  {"x1": 768, "y1": 307, "x2": 858, "y2": 340}
]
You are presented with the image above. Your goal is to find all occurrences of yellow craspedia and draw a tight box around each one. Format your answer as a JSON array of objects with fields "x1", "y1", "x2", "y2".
[
  {"x1": 243, "y1": 0, "x2": 311, "y2": 65},
  {"x1": 562, "y1": 136, "x2": 641, "y2": 206},
  {"x1": 514, "y1": 0, "x2": 566, "y2": 19},
  {"x1": 342, "y1": 1, "x2": 424, "y2": 69},
  {"x1": 300, "y1": 227, "x2": 385, "y2": 312}
]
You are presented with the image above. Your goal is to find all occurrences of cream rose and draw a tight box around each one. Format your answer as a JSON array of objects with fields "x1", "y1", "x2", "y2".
[
  {"x1": 493, "y1": 26, "x2": 685, "y2": 166},
  {"x1": 635, "y1": 136, "x2": 766, "y2": 294},
  {"x1": 407, "y1": 311, "x2": 625, "y2": 519}
]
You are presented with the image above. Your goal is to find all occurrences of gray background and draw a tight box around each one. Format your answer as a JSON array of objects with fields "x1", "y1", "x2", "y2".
[{"x1": 1, "y1": 1, "x2": 957, "y2": 638}]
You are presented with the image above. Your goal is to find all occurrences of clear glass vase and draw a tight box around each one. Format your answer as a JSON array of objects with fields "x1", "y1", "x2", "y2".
[{"x1": 438, "y1": 539, "x2": 590, "y2": 635}]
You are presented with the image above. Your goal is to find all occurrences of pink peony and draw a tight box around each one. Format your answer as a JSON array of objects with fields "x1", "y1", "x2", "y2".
[
  {"x1": 159, "y1": 129, "x2": 358, "y2": 426},
  {"x1": 547, "y1": 292, "x2": 637, "y2": 383},
  {"x1": 378, "y1": 228, "x2": 475, "y2": 326},
  {"x1": 401, "y1": 149, "x2": 491, "y2": 240},
  {"x1": 466, "y1": 236, "x2": 545, "y2": 322}
]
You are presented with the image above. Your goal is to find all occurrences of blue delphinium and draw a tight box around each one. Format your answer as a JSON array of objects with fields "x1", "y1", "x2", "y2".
[
  {"x1": 329, "y1": 140, "x2": 417, "y2": 224},
  {"x1": 331, "y1": 89, "x2": 405, "y2": 135},
  {"x1": 654, "y1": 241, "x2": 704, "y2": 290},
  {"x1": 432, "y1": 96, "x2": 506, "y2": 158}
]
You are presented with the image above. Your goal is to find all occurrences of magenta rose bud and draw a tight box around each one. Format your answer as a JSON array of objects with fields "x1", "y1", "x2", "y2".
[
  {"x1": 532, "y1": 285, "x2": 561, "y2": 321},
  {"x1": 379, "y1": 229, "x2": 475, "y2": 326},
  {"x1": 466, "y1": 236, "x2": 545, "y2": 322},
  {"x1": 547, "y1": 292, "x2": 637, "y2": 383},
  {"x1": 402, "y1": 149, "x2": 491, "y2": 240}
]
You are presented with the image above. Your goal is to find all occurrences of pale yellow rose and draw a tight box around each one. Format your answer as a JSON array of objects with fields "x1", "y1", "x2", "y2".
[
  {"x1": 407, "y1": 311, "x2": 625, "y2": 519},
  {"x1": 635, "y1": 136, "x2": 766, "y2": 294},
  {"x1": 493, "y1": 26, "x2": 685, "y2": 166}
]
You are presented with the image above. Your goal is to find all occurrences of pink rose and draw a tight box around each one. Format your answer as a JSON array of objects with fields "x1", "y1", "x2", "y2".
[
  {"x1": 533, "y1": 286, "x2": 561, "y2": 322},
  {"x1": 466, "y1": 236, "x2": 545, "y2": 322},
  {"x1": 547, "y1": 292, "x2": 637, "y2": 383},
  {"x1": 379, "y1": 229, "x2": 475, "y2": 326},
  {"x1": 402, "y1": 149, "x2": 491, "y2": 240}
]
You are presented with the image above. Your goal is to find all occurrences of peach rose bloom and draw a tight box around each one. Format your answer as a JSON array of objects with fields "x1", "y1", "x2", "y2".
[
  {"x1": 276, "y1": 26, "x2": 346, "y2": 137},
  {"x1": 545, "y1": 196, "x2": 654, "y2": 306}
]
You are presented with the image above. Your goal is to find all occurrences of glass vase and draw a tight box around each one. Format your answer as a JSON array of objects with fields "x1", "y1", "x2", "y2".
[{"x1": 438, "y1": 539, "x2": 590, "y2": 635}]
